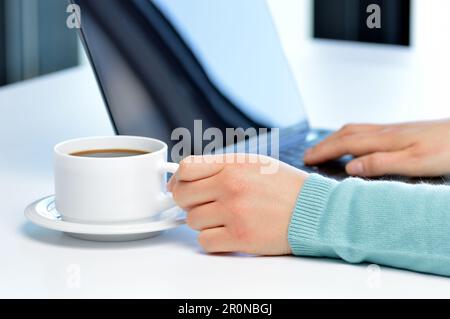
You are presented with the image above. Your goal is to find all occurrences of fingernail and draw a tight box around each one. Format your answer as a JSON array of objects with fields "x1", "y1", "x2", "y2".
[{"x1": 347, "y1": 161, "x2": 364, "y2": 176}]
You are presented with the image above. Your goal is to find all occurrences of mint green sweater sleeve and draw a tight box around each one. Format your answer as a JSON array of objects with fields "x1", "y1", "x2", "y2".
[{"x1": 288, "y1": 174, "x2": 450, "y2": 277}]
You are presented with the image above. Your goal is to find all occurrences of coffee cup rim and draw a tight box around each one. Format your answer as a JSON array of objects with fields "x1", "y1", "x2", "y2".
[{"x1": 54, "y1": 136, "x2": 168, "y2": 160}]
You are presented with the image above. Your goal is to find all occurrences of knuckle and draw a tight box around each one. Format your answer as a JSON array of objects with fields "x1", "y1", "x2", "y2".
[
  {"x1": 221, "y1": 168, "x2": 247, "y2": 195},
  {"x1": 406, "y1": 146, "x2": 429, "y2": 168},
  {"x1": 341, "y1": 124, "x2": 357, "y2": 134},
  {"x1": 382, "y1": 126, "x2": 401, "y2": 134},
  {"x1": 366, "y1": 154, "x2": 381, "y2": 169},
  {"x1": 182, "y1": 155, "x2": 196, "y2": 163},
  {"x1": 226, "y1": 180, "x2": 243, "y2": 195},
  {"x1": 409, "y1": 145, "x2": 428, "y2": 158},
  {"x1": 341, "y1": 123, "x2": 353, "y2": 130},
  {"x1": 176, "y1": 167, "x2": 186, "y2": 181},
  {"x1": 178, "y1": 155, "x2": 194, "y2": 172},
  {"x1": 226, "y1": 202, "x2": 251, "y2": 241},
  {"x1": 229, "y1": 222, "x2": 250, "y2": 243},
  {"x1": 364, "y1": 154, "x2": 385, "y2": 173},
  {"x1": 380, "y1": 128, "x2": 401, "y2": 142},
  {"x1": 178, "y1": 155, "x2": 200, "y2": 177}
]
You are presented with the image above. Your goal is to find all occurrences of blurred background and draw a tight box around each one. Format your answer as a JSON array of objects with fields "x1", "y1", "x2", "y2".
[
  {"x1": 0, "y1": 0, "x2": 419, "y2": 87},
  {"x1": 0, "y1": 0, "x2": 78, "y2": 86}
]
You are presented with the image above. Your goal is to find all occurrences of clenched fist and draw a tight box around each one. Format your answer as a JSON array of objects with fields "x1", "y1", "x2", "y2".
[{"x1": 167, "y1": 154, "x2": 308, "y2": 255}]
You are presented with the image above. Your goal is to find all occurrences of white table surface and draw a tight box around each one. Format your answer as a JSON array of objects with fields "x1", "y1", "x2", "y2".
[{"x1": 1, "y1": 41, "x2": 450, "y2": 298}]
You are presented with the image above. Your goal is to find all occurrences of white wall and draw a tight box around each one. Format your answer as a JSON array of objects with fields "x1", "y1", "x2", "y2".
[
  {"x1": 267, "y1": 0, "x2": 450, "y2": 128},
  {"x1": 412, "y1": 0, "x2": 450, "y2": 54},
  {"x1": 269, "y1": 0, "x2": 450, "y2": 55},
  {"x1": 410, "y1": 0, "x2": 450, "y2": 115},
  {"x1": 267, "y1": 0, "x2": 312, "y2": 69}
]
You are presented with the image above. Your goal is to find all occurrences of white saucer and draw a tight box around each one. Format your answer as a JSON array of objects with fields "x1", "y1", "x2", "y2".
[{"x1": 25, "y1": 196, "x2": 186, "y2": 242}]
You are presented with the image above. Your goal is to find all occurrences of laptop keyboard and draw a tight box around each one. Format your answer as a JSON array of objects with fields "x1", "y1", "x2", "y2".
[
  {"x1": 277, "y1": 128, "x2": 351, "y2": 179},
  {"x1": 277, "y1": 126, "x2": 450, "y2": 183},
  {"x1": 222, "y1": 125, "x2": 350, "y2": 179},
  {"x1": 278, "y1": 128, "x2": 329, "y2": 172},
  {"x1": 280, "y1": 140, "x2": 316, "y2": 168}
]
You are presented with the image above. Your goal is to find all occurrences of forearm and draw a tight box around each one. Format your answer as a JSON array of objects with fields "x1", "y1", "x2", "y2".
[{"x1": 288, "y1": 174, "x2": 450, "y2": 276}]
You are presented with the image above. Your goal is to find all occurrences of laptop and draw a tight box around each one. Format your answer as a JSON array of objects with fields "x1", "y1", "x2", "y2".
[{"x1": 70, "y1": 0, "x2": 446, "y2": 184}]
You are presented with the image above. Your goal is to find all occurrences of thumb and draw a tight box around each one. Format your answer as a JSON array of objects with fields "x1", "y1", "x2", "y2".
[{"x1": 346, "y1": 150, "x2": 414, "y2": 177}]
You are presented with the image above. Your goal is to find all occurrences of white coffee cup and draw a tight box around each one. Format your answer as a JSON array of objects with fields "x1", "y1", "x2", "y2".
[{"x1": 54, "y1": 136, "x2": 179, "y2": 223}]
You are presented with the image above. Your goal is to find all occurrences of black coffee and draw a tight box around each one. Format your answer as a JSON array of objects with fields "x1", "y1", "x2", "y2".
[{"x1": 70, "y1": 149, "x2": 150, "y2": 158}]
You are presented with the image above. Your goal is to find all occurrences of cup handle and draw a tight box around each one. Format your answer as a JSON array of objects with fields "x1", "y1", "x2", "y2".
[{"x1": 158, "y1": 162, "x2": 180, "y2": 212}]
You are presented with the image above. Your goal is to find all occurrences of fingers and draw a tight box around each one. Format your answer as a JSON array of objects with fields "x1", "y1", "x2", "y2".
[
  {"x1": 168, "y1": 155, "x2": 226, "y2": 208},
  {"x1": 303, "y1": 123, "x2": 383, "y2": 165},
  {"x1": 171, "y1": 177, "x2": 220, "y2": 209},
  {"x1": 186, "y1": 202, "x2": 226, "y2": 231},
  {"x1": 198, "y1": 227, "x2": 237, "y2": 253},
  {"x1": 176, "y1": 155, "x2": 226, "y2": 182},
  {"x1": 304, "y1": 130, "x2": 407, "y2": 165},
  {"x1": 345, "y1": 149, "x2": 416, "y2": 177},
  {"x1": 327, "y1": 124, "x2": 384, "y2": 139},
  {"x1": 312, "y1": 124, "x2": 382, "y2": 149}
]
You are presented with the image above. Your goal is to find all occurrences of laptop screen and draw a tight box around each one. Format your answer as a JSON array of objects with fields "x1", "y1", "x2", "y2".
[
  {"x1": 152, "y1": 0, "x2": 306, "y2": 127},
  {"x1": 73, "y1": 0, "x2": 307, "y2": 142}
]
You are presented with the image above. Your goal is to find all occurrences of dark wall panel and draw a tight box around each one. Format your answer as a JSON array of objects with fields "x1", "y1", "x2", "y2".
[
  {"x1": 314, "y1": 0, "x2": 410, "y2": 46},
  {"x1": 0, "y1": 0, "x2": 6, "y2": 86},
  {"x1": 0, "y1": 0, "x2": 79, "y2": 87},
  {"x1": 38, "y1": 0, "x2": 79, "y2": 76}
]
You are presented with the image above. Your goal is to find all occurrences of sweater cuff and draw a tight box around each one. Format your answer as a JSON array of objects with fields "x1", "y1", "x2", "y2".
[{"x1": 288, "y1": 174, "x2": 338, "y2": 257}]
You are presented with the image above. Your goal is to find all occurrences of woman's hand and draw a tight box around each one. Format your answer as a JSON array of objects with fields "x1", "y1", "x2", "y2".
[
  {"x1": 304, "y1": 119, "x2": 450, "y2": 177},
  {"x1": 168, "y1": 154, "x2": 308, "y2": 255}
]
